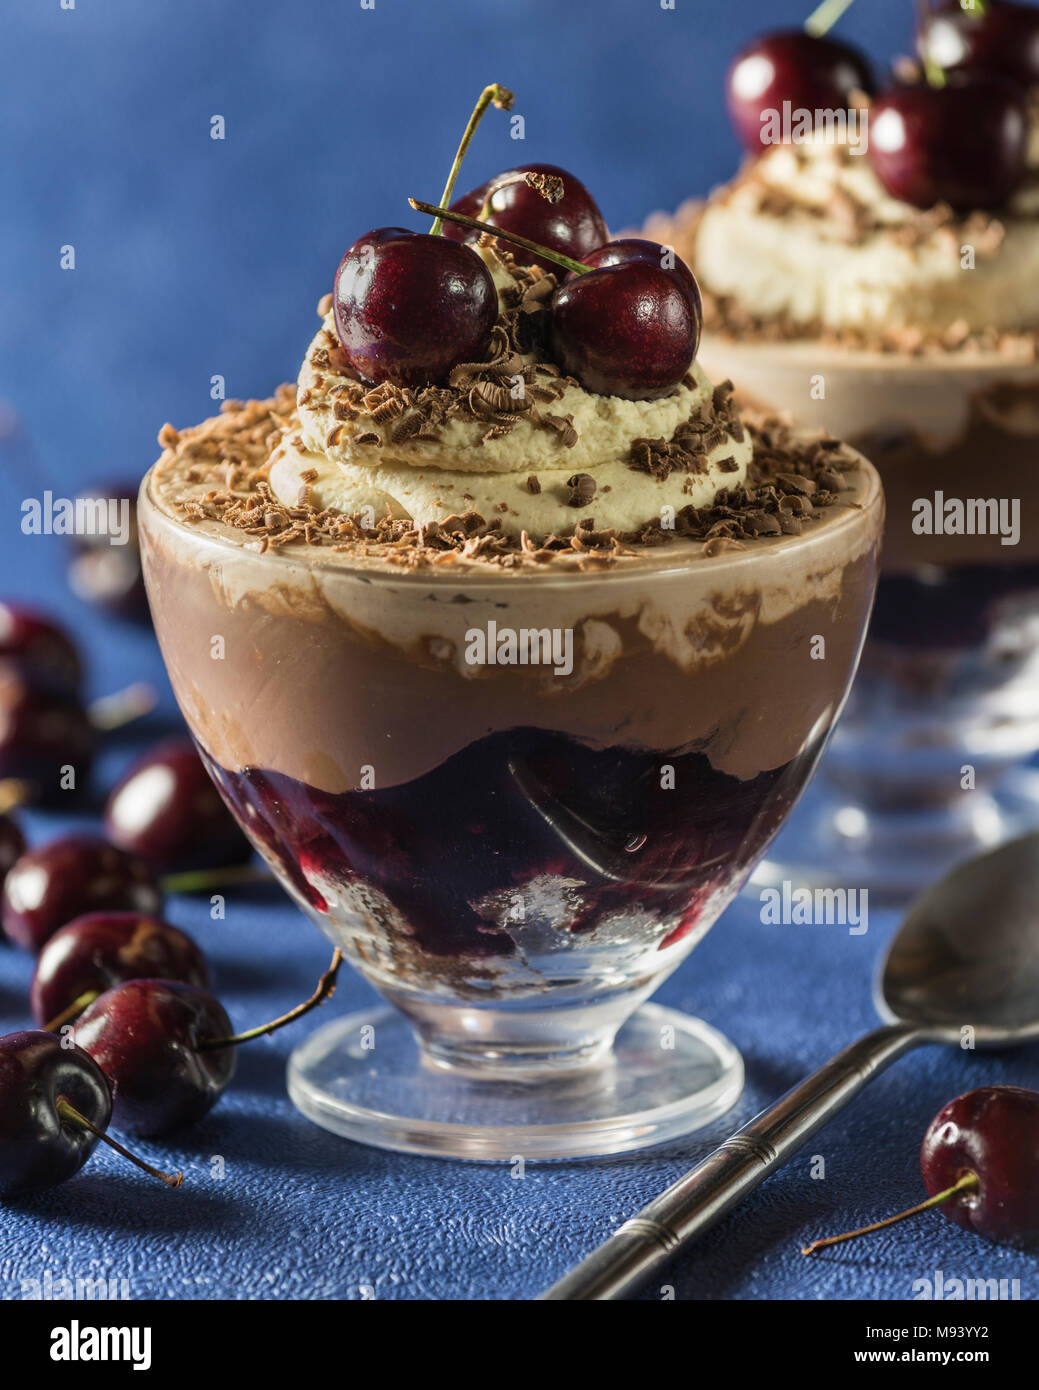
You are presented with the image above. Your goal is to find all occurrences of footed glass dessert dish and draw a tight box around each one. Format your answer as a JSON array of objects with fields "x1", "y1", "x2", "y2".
[{"x1": 139, "y1": 398, "x2": 880, "y2": 1157}]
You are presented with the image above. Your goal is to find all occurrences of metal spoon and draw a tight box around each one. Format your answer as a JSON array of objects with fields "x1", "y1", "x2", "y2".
[{"x1": 540, "y1": 831, "x2": 1039, "y2": 1300}]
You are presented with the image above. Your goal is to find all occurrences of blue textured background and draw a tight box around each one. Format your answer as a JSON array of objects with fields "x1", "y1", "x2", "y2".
[{"x1": 2, "y1": 0, "x2": 1039, "y2": 1302}]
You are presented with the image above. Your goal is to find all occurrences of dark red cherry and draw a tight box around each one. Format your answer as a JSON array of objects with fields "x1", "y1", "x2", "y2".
[
  {"x1": 0, "y1": 601, "x2": 82, "y2": 696},
  {"x1": 918, "y1": 0, "x2": 1039, "y2": 88},
  {"x1": 445, "y1": 163, "x2": 609, "y2": 275},
  {"x1": 0, "y1": 1030, "x2": 111, "y2": 1194},
  {"x1": 73, "y1": 952, "x2": 341, "y2": 1136},
  {"x1": 0, "y1": 666, "x2": 95, "y2": 807},
  {"x1": 1, "y1": 834, "x2": 162, "y2": 954},
  {"x1": 869, "y1": 75, "x2": 1029, "y2": 210},
  {"x1": 30, "y1": 912, "x2": 210, "y2": 1028},
  {"x1": 921, "y1": 1085, "x2": 1039, "y2": 1248},
  {"x1": 104, "y1": 738, "x2": 252, "y2": 874},
  {"x1": 726, "y1": 31, "x2": 874, "y2": 153},
  {"x1": 333, "y1": 228, "x2": 497, "y2": 388},
  {"x1": 74, "y1": 980, "x2": 235, "y2": 1137},
  {"x1": 583, "y1": 238, "x2": 703, "y2": 332},
  {"x1": 67, "y1": 481, "x2": 149, "y2": 624},
  {"x1": 551, "y1": 243, "x2": 700, "y2": 400}
]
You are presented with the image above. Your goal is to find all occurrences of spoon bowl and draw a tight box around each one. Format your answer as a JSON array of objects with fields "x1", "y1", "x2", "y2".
[{"x1": 879, "y1": 831, "x2": 1039, "y2": 1044}]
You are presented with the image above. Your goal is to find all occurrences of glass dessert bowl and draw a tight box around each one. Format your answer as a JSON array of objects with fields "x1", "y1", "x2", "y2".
[
  {"x1": 141, "y1": 395, "x2": 880, "y2": 1158},
  {"x1": 648, "y1": 27, "x2": 1039, "y2": 901},
  {"x1": 138, "y1": 100, "x2": 882, "y2": 1156}
]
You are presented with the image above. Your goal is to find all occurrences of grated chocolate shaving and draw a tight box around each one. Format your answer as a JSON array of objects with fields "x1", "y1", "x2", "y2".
[
  {"x1": 566, "y1": 473, "x2": 596, "y2": 507},
  {"x1": 627, "y1": 380, "x2": 740, "y2": 480}
]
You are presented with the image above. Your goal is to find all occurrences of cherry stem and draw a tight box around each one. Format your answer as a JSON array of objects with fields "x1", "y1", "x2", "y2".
[
  {"x1": 44, "y1": 989, "x2": 101, "y2": 1033},
  {"x1": 915, "y1": 0, "x2": 948, "y2": 85},
  {"x1": 801, "y1": 1170, "x2": 979, "y2": 1255},
  {"x1": 0, "y1": 778, "x2": 32, "y2": 815},
  {"x1": 804, "y1": 0, "x2": 857, "y2": 38},
  {"x1": 477, "y1": 170, "x2": 565, "y2": 223},
  {"x1": 431, "y1": 83, "x2": 515, "y2": 237},
  {"x1": 56, "y1": 1095, "x2": 183, "y2": 1188},
  {"x1": 160, "y1": 861, "x2": 273, "y2": 894},
  {"x1": 197, "y1": 948, "x2": 344, "y2": 1051},
  {"x1": 922, "y1": 52, "x2": 947, "y2": 87},
  {"x1": 410, "y1": 197, "x2": 592, "y2": 276},
  {"x1": 88, "y1": 682, "x2": 158, "y2": 732}
]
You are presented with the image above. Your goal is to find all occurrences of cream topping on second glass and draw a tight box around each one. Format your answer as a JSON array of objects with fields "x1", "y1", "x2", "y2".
[{"x1": 695, "y1": 120, "x2": 1039, "y2": 338}]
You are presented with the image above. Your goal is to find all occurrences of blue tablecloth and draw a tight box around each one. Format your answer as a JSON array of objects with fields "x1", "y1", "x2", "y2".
[{"x1": 0, "y1": 550, "x2": 1037, "y2": 1302}]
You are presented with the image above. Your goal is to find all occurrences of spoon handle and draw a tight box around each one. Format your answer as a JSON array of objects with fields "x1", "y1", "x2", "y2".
[{"x1": 540, "y1": 1022, "x2": 921, "y2": 1301}]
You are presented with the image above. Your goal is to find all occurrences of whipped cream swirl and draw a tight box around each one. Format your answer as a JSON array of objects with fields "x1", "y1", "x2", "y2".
[{"x1": 270, "y1": 250, "x2": 751, "y2": 541}]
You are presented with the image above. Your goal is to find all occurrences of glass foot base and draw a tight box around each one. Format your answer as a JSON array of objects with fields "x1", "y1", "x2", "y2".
[
  {"x1": 749, "y1": 771, "x2": 1039, "y2": 907},
  {"x1": 287, "y1": 1002, "x2": 743, "y2": 1160}
]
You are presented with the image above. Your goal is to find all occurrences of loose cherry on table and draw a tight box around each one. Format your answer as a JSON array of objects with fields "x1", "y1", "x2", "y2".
[
  {"x1": 30, "y1": 912, "x2": 210, "y2": 1030},
  {"x1": 1, "y1": 834, "x2": 163, "y2": 953},
  {"x1": 67, "y1": 481, "x2": 149, "y2": 624},
  {"x1": 868, "y1": 72, "x2": 1029, "y2": 211},
  {"x1": 332, "y1": 83, "x2": 514, "y2": 387},
  {"x1": 920, "y1": 1084, "x2": 1039, "y2": 1247},
  {"x1": 726, "y1": 24, "x2": 874, "y2": 153},
  {"x1": 0, "y1": 598, "x2": 155, "y2": 807},
  {"x1": 444, "y1": 163, "x2": 609, "y2": 274},
  {"x1": 0, "y1": 601, "x2": 82, "y2": 696},
  {"x1": 0, "y1": 1030, "x2": 180, "y2": 1194},
  {"x1": 73, "y1": 951, "x2": 343, "y2": 1136},
  {"x1": 803, "y1": 1085, "x2": 1039, "y2": 1255},
  {"x1": 410, "y1": 200, "x2": 703, "y2": 401},
  {"x1": 104, "y1": 737, "x2": 253, "y2": 875},
  {"x1": 0, "y1": 665, "x2": 96, "y2": 807},
  {"x1": 917, "y1": 0, "x2": 1039, "y2": 89}
]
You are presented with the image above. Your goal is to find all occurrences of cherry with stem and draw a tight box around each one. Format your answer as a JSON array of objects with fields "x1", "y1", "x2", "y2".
[
  {"x1": 73, "y1": 950, "x2": 345, "y2": 1136},
  {"x1": 332, "y1": 83, "x2": 514, "y2": 388},
  {"x1": 0, "y1": 1030, "x2": 180, "y2": 1194},
  {"x1": 804, "y1": 1086, "x2": 1039, "y2": 1254}
]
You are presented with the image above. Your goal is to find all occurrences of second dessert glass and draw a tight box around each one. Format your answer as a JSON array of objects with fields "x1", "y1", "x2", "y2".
[
  {"x1": 699, "y1": 337, "x2": 1039, "y2": 902},
  {"x1": 139, "y1": 462, "x2": 881, "y2": 1157}
]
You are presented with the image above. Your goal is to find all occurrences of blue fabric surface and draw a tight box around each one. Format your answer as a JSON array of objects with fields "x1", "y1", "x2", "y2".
[{"x1": 3, "y1": 0, "x2": 1039, "y2": 1303}]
